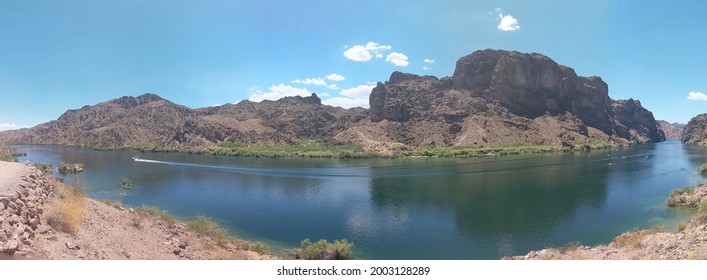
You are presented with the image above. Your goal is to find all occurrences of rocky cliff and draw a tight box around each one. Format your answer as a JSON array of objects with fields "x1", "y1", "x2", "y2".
[
  {"x1": 682, "y1": 113, "x2": 707, "y2": 145},
  {"x1": 0, "y1": 49, "x2": 666, "y2": 151},
  {"x1": 353, "y1": 49, "x2": 664, "y2": 148},
  {"x1": 657, "y1": 121, "x2": 685, "y2": 141},
  {"x1": 0, "y1": 93, "x2": 364, "y2": 149}
]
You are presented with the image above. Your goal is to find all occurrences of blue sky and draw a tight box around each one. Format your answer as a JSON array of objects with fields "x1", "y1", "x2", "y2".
[{"x1": 1, "y1": 0, "x2": 705, "y2": 130}]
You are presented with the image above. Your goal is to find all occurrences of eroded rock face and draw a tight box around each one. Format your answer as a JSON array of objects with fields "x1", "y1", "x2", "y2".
[
  {"x1": 368, "y1": 49, "x2": 664, "y2": 146},
  {"x1": 611, "y1": 99, "x2": 665, "y2": 143},
  {"x1": 658, "y1": 121, "x2": 685, "y2": 141},
  {"x1": 682, "y1": 113, "x2": 707, "y2": 145},
  {"x1": 0, "y1": 93, "x2": 363, "y2": 148},
  {"x1": 452, "y1": 50, "x2": 613, "y2": 129}
]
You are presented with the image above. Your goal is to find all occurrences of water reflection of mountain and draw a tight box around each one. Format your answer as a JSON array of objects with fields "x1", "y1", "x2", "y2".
[{"x1": 369, "y1": 154, "x2": 611, "y2": 240}]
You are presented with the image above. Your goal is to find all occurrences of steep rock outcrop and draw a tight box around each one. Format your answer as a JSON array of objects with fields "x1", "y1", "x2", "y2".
[
  {"x1": 366, "y1": 49, "x2": 664, "y2": 147},
  {"x1": 611, "y1": 99, "x2": 664, "y2": 143},
  {"x1": 657, "y1": 121, "x2": 685, "y2": 141},
  {"x1": 452, "y1": 50, "x2": 614, "y2": 134},
  {"x1": 682, "y1": 113, "x2": 707, "y2": 145}
]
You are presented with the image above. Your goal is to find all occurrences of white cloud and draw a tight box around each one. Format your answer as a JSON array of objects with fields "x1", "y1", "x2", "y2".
[
  {"x1": 498, "y1": 13, "x2": 520, "y2": 31},
  {"x1": 0, "y1": 123, "x2": 26, "y2": 131},
  {"x1": 386, "y1": 52, "x2": 409, "y2": 67},
  {"x1": 319, "y1": 93, "x2": 330, "y2": 97},
  {"x1": 292, "y1": 77, "x2": 327, "y2": 86},
  {"x1": 293, "y1": 74, "x2": 345, "y2": 89},
  {"x1": 321, "y1": 84, "x2": 376, "y2": 108},
  {"x1": 248, "y1": 84, "x2": 311, "y2": 102},
  {"x1": 325, "y1": 73, "x2": 345, "y2": 81},
  {"x1": 423, "y1": 66, "x2": 430, "y2": 71},
  {"x1": 687, "y1": 91, "x2": 707, "y2": 101},
  {"x1": 322, "y1": 97, "x2": 369, "y2": 108},
  {"x1": 341, "y1": 85, "x2": 375, "y2": 98},
  {"x1": 424, "y1": 59, "x2": 435, "y2": 63},
  {"x1": 365, "y1": 42, "x2": 392, "y2": 52},
  {"x1": 343, "y1": 42, "x2": 392, "y2": 62},
  {"x1": 343, "y1": 45, "x2": 371, "y2": 61}
]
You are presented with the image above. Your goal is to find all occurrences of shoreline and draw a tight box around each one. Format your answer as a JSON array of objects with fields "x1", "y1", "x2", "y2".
[
  {"x1": 11, "y1": 140, "x2": 623, "y2": 159},
  {"x1": 0, "y1": 161, "x2": 280, "y2": 260},
  {"x1": 508, "y1": 183, "x2": 707, "y2": 260}
]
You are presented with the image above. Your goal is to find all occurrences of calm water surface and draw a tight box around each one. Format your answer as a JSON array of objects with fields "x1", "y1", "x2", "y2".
[{"x1": 14, "y1": 141, "x2": 707, "y2": 259}]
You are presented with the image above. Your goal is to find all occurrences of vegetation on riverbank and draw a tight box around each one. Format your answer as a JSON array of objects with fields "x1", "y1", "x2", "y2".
[
  {"x1": 700, "y1": 163, "x2": 707, "y2": 175},
  {"x1": 510, "y1": 183, "x2": 707, "y2": 260},
  {"x1": 58, "y1": 162, "x2": 84, "y2": 174},
  {"x1": 0, "y1": 144, "x2": 24, "y2": 161},
  {"x1": 32, "y1": 163, "x2": 54, "y2": 174},
  {"x1": 46, "y1": 177, "x2": 87, "y2": 234},
  {"x1": 120, "y1": 139, "x2": 619, "y2": 159},
  {"x1": 120, "y1": 205, "x2": 269, "y2": 256},
  {"x1": 293, "y1": 238, "x2": 354, "y2": 260}
]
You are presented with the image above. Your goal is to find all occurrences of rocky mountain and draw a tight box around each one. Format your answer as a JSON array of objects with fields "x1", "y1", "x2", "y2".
[
  {"x1": 682, "y1": 113, "x2": 707, "y2": 145},
  {"x1": 0, "y1": 93, "x2": 363, "y2": 149},
  {"x1": 336, "y1": 49, "x2": 664, "y2": 149},
  {"x1": 0, "y1": 49, "x2": 666, "y2": 151},
  {"x1": 657, "y1": 121, "x2": 685, "y2": 140}
]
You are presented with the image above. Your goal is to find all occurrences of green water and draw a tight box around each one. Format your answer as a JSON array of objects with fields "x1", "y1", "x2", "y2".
[{"x1": 14, "y1": 141, "x2": 707, "y2": 259}]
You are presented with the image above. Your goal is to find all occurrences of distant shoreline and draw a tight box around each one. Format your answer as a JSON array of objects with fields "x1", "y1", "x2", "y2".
[{"x1": 30, "y1": 140, "x2": 622, "y2": 159}]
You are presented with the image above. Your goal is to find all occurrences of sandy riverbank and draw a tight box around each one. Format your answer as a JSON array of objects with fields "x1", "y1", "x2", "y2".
[{"x1": 0, "y1": 161, "x2": 279, "y2": 260}]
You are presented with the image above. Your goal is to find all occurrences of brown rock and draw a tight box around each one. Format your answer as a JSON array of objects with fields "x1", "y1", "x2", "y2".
[
  {"x1": 65, "y1": 241, "x2": 79, "y2": 250},
  {"x1": 682, "y1": 113, "x2": 707, "y2": 145},
  {"x1": 3, "y1": 240, "x2": 19, "y2": 253}
]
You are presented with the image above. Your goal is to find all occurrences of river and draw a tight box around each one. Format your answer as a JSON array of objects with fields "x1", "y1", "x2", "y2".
[{"x1": 13, "y1": 141, "x2": 707, "y2": 259}]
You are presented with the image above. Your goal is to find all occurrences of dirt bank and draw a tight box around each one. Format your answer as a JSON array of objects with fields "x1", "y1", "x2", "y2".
[
  {"x1": 508, "y1": 184, "x2": 707, "y2": 260},
  {"x1": 1, "y1": 161, "x2": 279, "y2": 260}
]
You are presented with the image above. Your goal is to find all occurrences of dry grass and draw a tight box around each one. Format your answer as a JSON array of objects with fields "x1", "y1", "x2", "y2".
[
  {"x1": 187, "y1": 215, "x2": 228, "y2": 246},
  {"x1": 676, "y1": 220, "x2": 688, "y2": 232},
  {"x1": 134, "y1": 206, "x2": 177, "y2": 226},
  {"x1": 667, "y1": 186, "x2": 695, "y2": 206},
  {"x1": 46, "y1": 178, "x2": 87, "y2": 234},
  {"x1": 558, "y1": 241, "x2": 582, "y2": 254},
  {"x1": 612, "y1": 230, "x2": 647, "y2": 249},
  {"x1": 97, "y1": 199, "x2": 124, "y2": 209}
]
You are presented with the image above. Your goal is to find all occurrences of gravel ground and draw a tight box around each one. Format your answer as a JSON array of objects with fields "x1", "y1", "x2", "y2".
[{"x1": 0, "y1": 161, "x2": 31, "y2": 196}]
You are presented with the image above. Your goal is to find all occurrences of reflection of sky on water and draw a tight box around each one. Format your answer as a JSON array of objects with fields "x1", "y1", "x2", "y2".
[{"x1": 13, "y1": 141, "x2": 707, "y2": 259}]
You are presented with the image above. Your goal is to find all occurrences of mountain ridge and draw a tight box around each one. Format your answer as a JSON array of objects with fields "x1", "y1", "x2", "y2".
[{"x1": 0, "y1": 49, "x2": 667, "y2": 153}]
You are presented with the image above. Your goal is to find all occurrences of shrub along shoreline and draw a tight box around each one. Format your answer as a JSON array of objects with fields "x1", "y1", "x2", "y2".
[{"x1": 122, "y1": 140, "x2": 618, "y2": 159}]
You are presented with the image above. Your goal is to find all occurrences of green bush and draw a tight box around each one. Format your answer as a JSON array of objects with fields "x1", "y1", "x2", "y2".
[
  {"x1": 700, "y1": 199, "x2": 707, "y2": 213},
  {"x1": 120, "y1": 177, "x2": 135, "y2": 189},
  {"x1": 134, "y1": 206, "x2": 177, "y2": 226},
  {"x1": 295, "y1": 238, "x2": 353, "y2": 260},
  {"x1": 33, "y1": 163, "x2": 54, "y2": 174},
  {"x1": 700, "y1": 164, "x2": 707, "y2": 175},
  {"x1": 58, "y1": 162, "x2": 84, "y2": 174},
  {"x1": 187, "y1": 215, "x2": 227, "y2": 244},
  {"x1": 667, "y1": 186, "x2": 694, "y2": 206}
]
